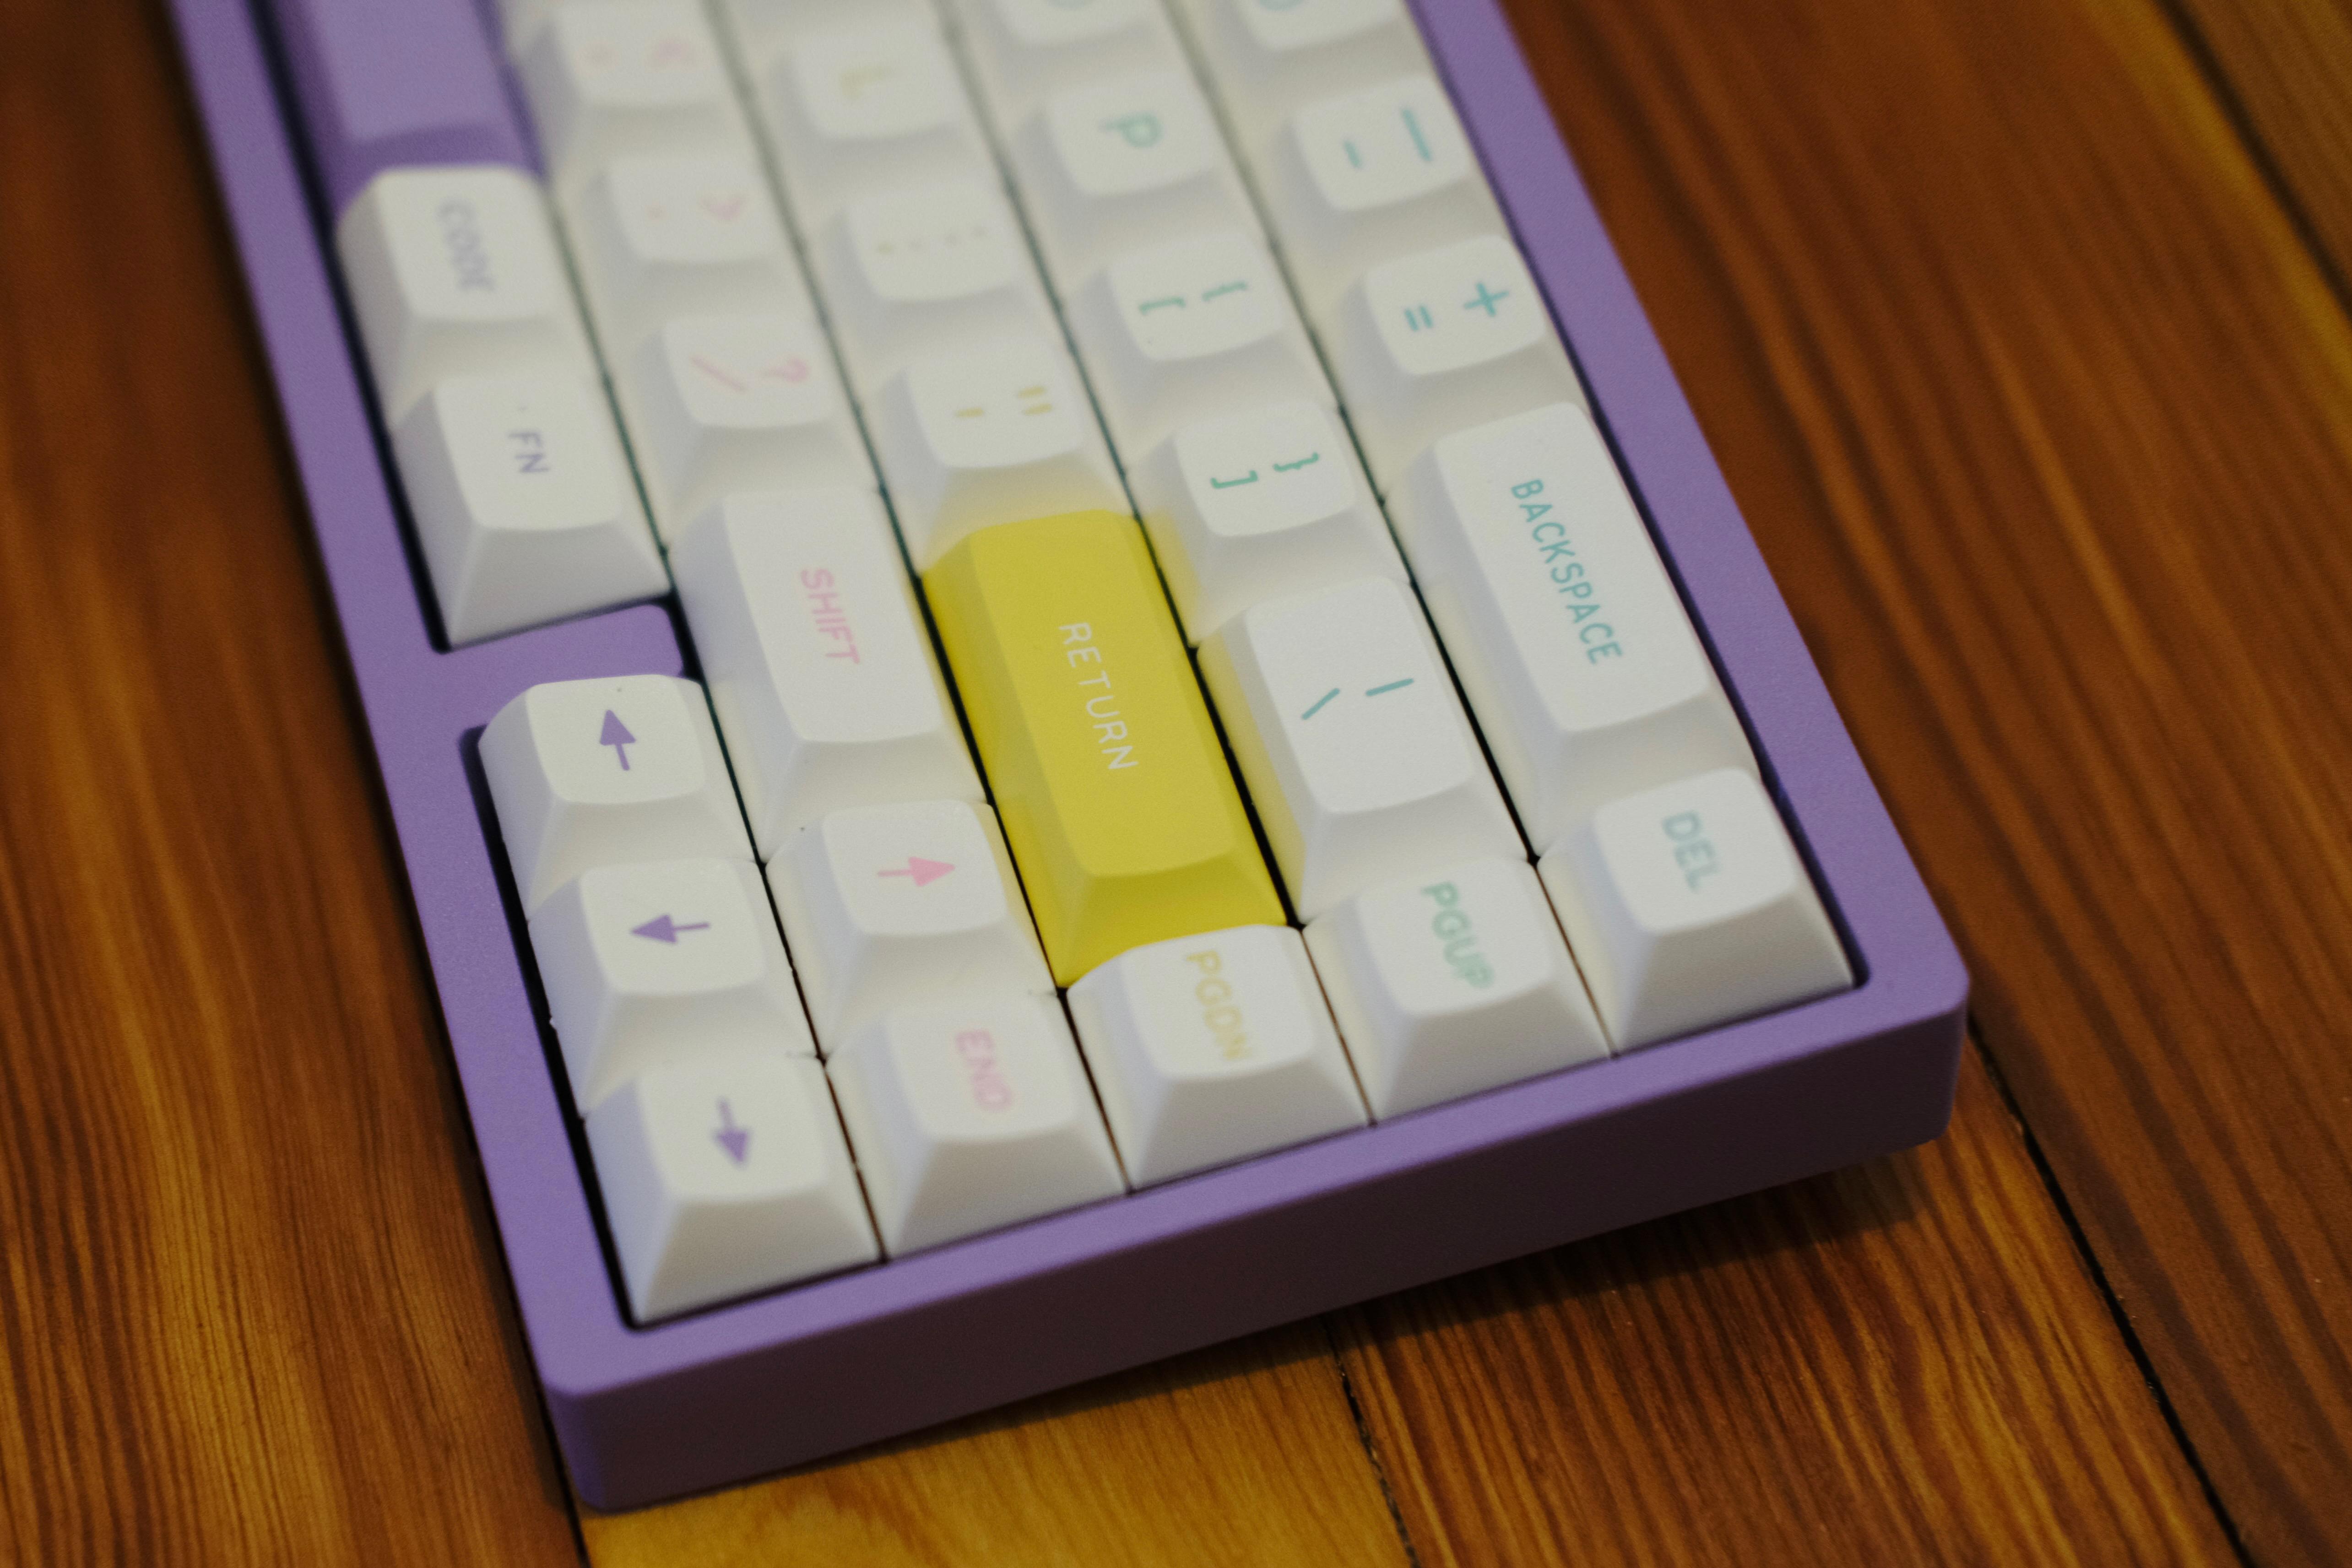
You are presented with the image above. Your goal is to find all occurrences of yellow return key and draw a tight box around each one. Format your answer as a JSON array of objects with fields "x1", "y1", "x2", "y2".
[{"x1": 925, "y1": 511, "x2": 1284, "y2": 983}]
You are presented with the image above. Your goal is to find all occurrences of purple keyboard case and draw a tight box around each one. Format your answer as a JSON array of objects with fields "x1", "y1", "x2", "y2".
[{"x1": 168, "y1": 0, "x2": 1967, "y2": 1509}]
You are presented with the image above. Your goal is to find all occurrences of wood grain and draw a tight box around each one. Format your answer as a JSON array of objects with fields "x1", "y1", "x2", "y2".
[
  {"x1": 7, "y1": 0, "x2": 2351, "y2": 1557},
  {"x1": 0, "y1": 2, "x2": 580, "y2": 1562},
  {"x1": 579, "y1": 1325, "x2": 1412, "y2": 1567},
  {"x1": 1464, "y1": 0, "x2": 2352, "y2": 1560},
  {"x1": 1341, "y1": 1051, "x2": 2228, "y2": 1566},
  {"x1": 2170, "y1": 0, "x2": 2352, "y2": 281}
]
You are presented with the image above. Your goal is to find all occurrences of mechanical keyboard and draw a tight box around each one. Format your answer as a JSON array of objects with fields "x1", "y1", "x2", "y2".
[{"x1": 166, "y1": 0, "x2": 1969, "y2": 1508}]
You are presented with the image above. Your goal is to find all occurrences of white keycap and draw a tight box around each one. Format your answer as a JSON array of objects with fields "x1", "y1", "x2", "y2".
[
  {"x1": 1010, "y1": 70, "x2": 1261, "y2": 290},
  {"x1": 811, "y1": 178, "x2": 1060, "y2": 396},
  {"x1": 567, "y1": 149, "x2": 812, "y2": 354},
  {"x1": 1538, "y1": 769, "x2": 1850, "y2": 1049},
  {"x1": 619, "y1": 314, "x2": 872, "y2": 537},
  {"x1": 1176, "y1": 0, "x2": 1429, "y2": 154},
  {"x1": 831, "y1": 990, "x2": 1126, "y2": 1252},
  {"x1": 518, "y1": 0, "x2": 748, "y2": 188},
  {"x1": 671, "y1": 491, "x2": 982, "y2": 855},
  {"x1": 1331, "y1": 235, "x2": 1582, "y2": 491},
  {"x1": 497, "y1": 0, "x2": 572, "y2": 49},
  {"x1": 1257, "y1": 76, "x2": 1502, "y2": 325},
  {"x1": 390, "y1": 373, "x2": 668, "y2": 645},
  {"x1": 482, "y1": 674, "x2": 753, "y2": 911},
  {"x1": 1131, "y1": 400, "x2": 1405, "y2": 644},
  {"x1": 1394, "y1": 404, "x2": 1756, "y2": 852},
  {"x1": 337, "y1": 167, "x2": 596, "y2": 420},
  {"x1": 587, "y1": 1051, "x2": 878, "y2": 1319},
  {"x1": 953, "y1": 0, "x2": 1182, "y2": 131},
  {"x1": 715, "y1": 0, "x2": 935, "y2": 73},
  {"x1": 757, "y1": 20, "x2": 991, "y2": 228},
  {"x1": 1066, "y1": 231, "x2": 1333, "y2": 454},
  {"x1": 1199, "y1": 575, "x2": 1521, "y2": 919},
  {"x1": 865, "y1": 335, "x2": 1127, "y2": 568},
  {"x1": 532, "y1": 857, "x2": 816, "y2": 1110},
  {"x1": 1068, "y1": 925, "x2": 1366, "y2": 1184},
  {"x1": 1305, "y1": 855, "x2": 1606, "y2": 1116},
  {"x1": 768, "y1": 800, "x2": 1054, "y2": 1048}
]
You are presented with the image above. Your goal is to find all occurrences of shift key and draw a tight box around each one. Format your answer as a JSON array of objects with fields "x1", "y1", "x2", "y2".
[{"x1": 925, "y1": 511, "x2": 1284, "y2": 983}]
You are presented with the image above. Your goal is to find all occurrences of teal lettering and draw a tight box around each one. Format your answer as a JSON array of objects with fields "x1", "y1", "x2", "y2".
[{"x1": 1101, "y1": 113, "x2": 1162, "y2": 148}]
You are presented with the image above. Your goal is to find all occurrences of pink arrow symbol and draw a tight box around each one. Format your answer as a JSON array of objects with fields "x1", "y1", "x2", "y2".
[
  {"x1": 631, "y1": 914, "x2": 711, "y2": 943},
  {"x1": 712, "y1": 1098, "x2": 750, "y2": 1164},
  {"x1": 690, "y1": 354, "x2": 748, "y2": 393},
  {"x1": 876, "y1": 856, "x2": 954, "y2": 888}
]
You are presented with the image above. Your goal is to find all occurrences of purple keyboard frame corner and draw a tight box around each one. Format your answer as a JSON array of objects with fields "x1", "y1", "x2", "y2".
[{"x1": 168, "y1": 0, "x2": 1967, "y2": 1509}]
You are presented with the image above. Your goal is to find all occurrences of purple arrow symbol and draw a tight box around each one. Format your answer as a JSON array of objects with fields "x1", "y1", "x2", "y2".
[
  {"x1": 630, "y1": 914, "x2": 711, "y2": 943},
  {"x1": 600, "y1": 709, "x2": 636, "y2": 770},
  {"x1": 713, "y1": 1098, "x2": 750, "y2": 1164}
]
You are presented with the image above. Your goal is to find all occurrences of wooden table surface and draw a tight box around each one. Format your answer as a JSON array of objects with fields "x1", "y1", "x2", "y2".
[{"x1": 6, "y1": 0, "x2": 2352, "y2": 1560}]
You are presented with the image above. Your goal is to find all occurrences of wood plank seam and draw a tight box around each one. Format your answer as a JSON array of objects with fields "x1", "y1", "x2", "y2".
[
  {"x1": 2148, "y1": 0, "x2": 2352, "y2": 320},
  {"x1": 1322, "y1": 1316, "x2": 1430, "y2": 1568},
  {"x1": 1961, "y1": 1021, "x2": 2254, "y2": 1568}
]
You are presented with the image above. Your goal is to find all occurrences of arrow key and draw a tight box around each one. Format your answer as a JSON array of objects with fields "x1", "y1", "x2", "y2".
[
  {"x1": 768, "y1": 800, "x2": 1054, "y2": 1049},
  {"x1": 587, "y1": 1051, "x2": 878, "y2": 1319},
  {"x1": 531, "y1": 857, "x2": 813, "y2": 1110},
  {"x1": 484, "y1": 675, "x2": 754, "y2": 912}
]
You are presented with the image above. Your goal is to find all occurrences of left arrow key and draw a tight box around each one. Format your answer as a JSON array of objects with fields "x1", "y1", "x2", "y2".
[
  {"x1": 531, "y1": 857, "x2": 816, "y2": 1110},
  {"x1": 630, "y1": 913, "x2": 712, "y2": 943}
]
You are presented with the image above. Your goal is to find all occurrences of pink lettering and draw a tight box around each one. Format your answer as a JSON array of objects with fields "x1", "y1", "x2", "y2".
[
  {"x1": 954, "y1": 1028, "x2": 1014, "y2": 1111},
  {"x1": 802, "y1": 567, "x2": 860, "y2": 665}
]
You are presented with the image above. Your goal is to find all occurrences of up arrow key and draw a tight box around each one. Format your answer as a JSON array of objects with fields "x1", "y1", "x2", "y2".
[{"x1": 600, "y1": 709, "x2": 636, "y2": 770}]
